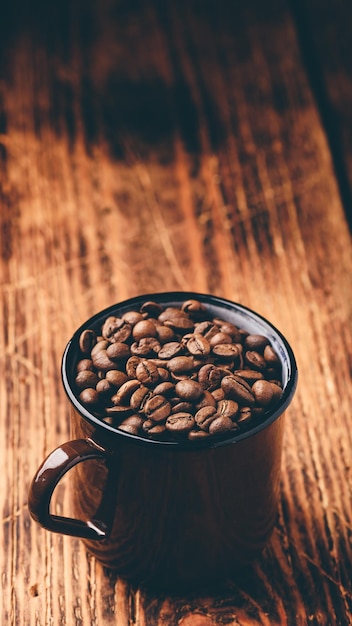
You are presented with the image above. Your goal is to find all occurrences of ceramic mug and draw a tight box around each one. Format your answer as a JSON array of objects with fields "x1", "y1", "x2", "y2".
[{"x1": 28, "y1": 292, "x2": 297, "y2": 591}]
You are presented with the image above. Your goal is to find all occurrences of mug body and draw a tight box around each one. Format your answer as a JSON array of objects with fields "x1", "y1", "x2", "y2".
[{"x1": 70, "y1": 403, "x2": 285, "y2": 589}]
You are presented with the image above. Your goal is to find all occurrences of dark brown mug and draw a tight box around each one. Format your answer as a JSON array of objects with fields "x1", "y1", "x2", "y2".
[{"x1": 28, "y1": 292, "x2": 297, "y2": 591}]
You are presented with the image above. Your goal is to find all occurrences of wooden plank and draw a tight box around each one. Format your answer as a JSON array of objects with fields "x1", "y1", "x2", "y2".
[
  {"x1": 290, "y1": 0, "x2": 352, "y2": 229},
  {"x1": 0, "y1": 0, "x2": 351, "y2": 624}
]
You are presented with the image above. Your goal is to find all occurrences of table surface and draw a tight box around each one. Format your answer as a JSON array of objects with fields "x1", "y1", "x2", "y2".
[{"x1": 1, "y1": 0, "x2": 352, "y2": 624}]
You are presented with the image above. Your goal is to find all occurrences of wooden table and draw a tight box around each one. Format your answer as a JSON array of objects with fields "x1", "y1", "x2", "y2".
[{"x1": 1, "y1": 0, "x2": 352, "y2": 623}]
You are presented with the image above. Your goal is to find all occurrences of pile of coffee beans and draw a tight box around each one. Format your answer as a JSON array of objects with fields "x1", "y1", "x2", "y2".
[{"x1": 74, "y1": 299, "x2": 283, "y2": 441}]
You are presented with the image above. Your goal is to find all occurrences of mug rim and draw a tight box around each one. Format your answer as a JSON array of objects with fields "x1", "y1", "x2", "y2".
[{"x1": 61, "y1": 291, "x2": 298, "y2": 449}]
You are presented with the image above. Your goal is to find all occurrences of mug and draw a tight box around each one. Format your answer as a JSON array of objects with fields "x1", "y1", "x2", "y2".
[{"x1": 28, "y1": 292, "x2": 297, "y2": 591}]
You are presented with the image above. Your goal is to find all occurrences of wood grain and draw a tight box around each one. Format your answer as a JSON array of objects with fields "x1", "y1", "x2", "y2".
[{"x1": 1, "y1": 0, "x2": 352, "y2": 624}]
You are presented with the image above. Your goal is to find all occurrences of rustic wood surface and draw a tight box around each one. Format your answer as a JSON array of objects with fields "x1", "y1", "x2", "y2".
[{"x1": 1, "y1": 0, "x2": 352, "y2": 624}]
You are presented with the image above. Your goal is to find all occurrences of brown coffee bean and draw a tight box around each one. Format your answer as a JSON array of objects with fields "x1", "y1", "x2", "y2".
[
  {"x1": 102, "y1": 317, "x2": 132, "y2": 342},
  {"x1": 188, "y1": 430, "x2": 210, "y2": 440},
  {"x1": 125, "y1": 356, "x2": 141, "y2": 377},
  {"x1": 105, "y1": 369, "x2": 129, "y2": 388},
  {"x1": 105, "y1": 405, "x2": 134, "y2": 418},
  {"x1": 164, "y1": 316, "x2": 194, "y2": 332},
  {"x1": 91, "y1": 340, "x2": 109, "y2": 358},
  {"x1": 244, "y1": 334, "x2": 269, "y2": 352},
  {"x1": 167, "y1": 356, "x2": 194, "y2": 373},
  {"x1": 171, "y1": 401, "x2": 194, "y2": 414},
  {"x1": 106, "y1": 342, "x2": 131, "y2": 361},
  {"x1": 75, "y1": 370, "x2": 100, "y2": 390},
  {"x1": 211, "y1": 388, "x2": 225, "y2": 402},
  {"x1": 237, "y1": 406, "x2": 252, "y2": 424},
  {"x1": 244, "y1": 351, "x2": 267, "y2": 371},
  {"x1": 181, "y1": 299, "x2": 207, "y2": 317},
  {"x1": 216, "y1": 399, "x2": 239, "y2": 420},
  {"x1": 195, "y1": 406, "x2": 217, "y2": 430},
  {"x1": 140, "y1": 301, "x2": 164, "y2": 317},
  {"x1": 158, "y1": 342, "x2": 183, "y2": 359},
  {"x1": 114, "y1": 379, "x2": 141, "y2": 405},
  {"x1": 264, "y1": 345, "x2": 281, "y2": 367},
  {"x1": 120, "y1": 414, "x2": 144, "y2": 430},
  {"x1": 214, "y1": 320, "x2": 242, "y2": 342},
  {"x1": 142, "y1": 421, "x2": 167, "y2": 438},
  {"x1": 252, "y1": 380, "x2": 282, "y2": 407},
  {"x1": 132, "y1": 319, "x2": 158, "y2": 340},
  {"x1": 135, "y1": 360, "x2": 159, "y2": 385},
  {"x1": 212, "y1": 343, "x2": 242, "y2": 361},
  {"x1": 96, "y1": 379, "x2": 115, "y2": 397},
  {"x1": 153, "y1": 381, "x2": 175, "y2": 396},
  {"x1": 130, "y1": 386, "x2": 151, "y2": 410},
  {"x1": 175, "y1": 379, "x2": 204, "y2": 401},
  {"x1": 221, "y1": 375, "x2": 255, "y2": 405},
  {"x1": 165, "y1": 413, "x2": 195, "y2": 434},
  {"x1": 186, "y1": 334, "x2": 211, "y2": 356},
  {"x1": 194, "y1": 321, "x2": 214, "y2": 336},
  {"x1": 233, "y1": 369, "x2": 264, "y2": 384},
  {"x1": 155, "y1": 325, "x2": 176, "y2": 343},
  {"x1": 79, "y1": 329, "x2": 97, "y2": 354},
  {"x1": 208, "y1": 416, "x2": 234, "y2": 434},
  {"x1": 131, "y1": 337, "x2": 161, "y2": 356},
  {"x1": 198, "y1": 364, "x2": 222, "y2": 391},
  {"x1": 144, "y1": 395, "x2": 171, "y2": 422},
  {"x1": 194, "y1": 390, "x2": 216, "y2": 409},
  {"x1": 122, "y1": 311, "x2": 144, "y2": 325},
  {"x1": 92, "y1": 350, "x2": 119, "y2": 372},
  {"x1": 209, "y1": 332, "x2": 233, "y2": 347},
  {"x1": 76, "y1": 358, "x2": 95, "y2": 372},
  {"x1": 79, "y1": 388, "x2": 100, "y2": 407}
]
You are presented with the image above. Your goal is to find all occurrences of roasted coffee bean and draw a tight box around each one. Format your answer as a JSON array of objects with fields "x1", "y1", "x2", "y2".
[
  {"x1": 263, "y1": 345, "x2": 281, "y2": 367},
  {"x1": 212, "y1": 343, "x2": 242, "y2": 361},
  {"x1": 194, "y1": 321, "x2": 214, "y2": 335},
  {"x1": 105, "y1": 405, "x2": 134, "y2": 418},
  {"x1": 92, "y1": 350, "x2": 119, "y2": 372},
  {"x1": 188, "y1": 429, "x2": 210, "y2": 440},
  {"x1": 237, "y1": 407, "x2": 252, "y2": 424},
  {"x1": 91, "y1": 340, "x2": 109, "y2": 358},
  {"x1": 122, "y1": 311, "x2": 144, "y2": 325},
  {"x1": 252, "y1": 380, "x2": 282, "y2": 407},
  {"x1": 233, "y1": 369, "x2": 264, "y2": 384},
  {"x1": 79, "y1": 388, "x2": 100, "y2": 408},
  {"x1": 114, "y1": 379, "x2": 141, "y2": 405},
  {"x1": 209, "y1": 332, "x2": 233, "y2": 347},
  {"x1": 195, "y1": 406, "x2": 217, "y2": 430},
  {"x1": 217, "y1": 399, "x2": 239, "y2": 420},
  {"x1": 144, "y1": 394, "x2": 171, "y2": 422},
  {"x1": 244, "y1": 334, "x2": 269, "y2": 352},
  {"x1": 132, "y1": 319, "x2": 158, "y2": 340},
  {"x1": 167, "y1": 356, "x2": 194, "y2": 373},
  {"x1": 208, "y1": 416, "x2": 234, "y2": 435},
  {"x1": 106, "y1": 342, "x2": 131, "y2": 361},
  {"x1": 125, "y1": 356, "x2": 141, "y2": 377},
  {"x1": 102, "y1": 317, "x2": 132, "y2": 342},
  {"x1": 221, "y1": 375, "x2": 255, "y2": 405},
  {"x1": 158, "y1": 342, "x2": 183, "y2": 359},
  {"x1": 142, "y1": 421, "x2": 167, "y2": 438},
  {"x1": 211, "y1": 388, "x2": 225, "y2": 402},
  {"x1": 105, "y1": 369, "x2": 129, "y2": 388},
  {"x1": 164, "y1": 316, "x2": 194, "y2": 332},
  {"x1": 130, "y1": 386, "x2": 151, "y2": 410},
  {"x1": 157, "y1": 367, "x2": 169, "y2": 381},
  {"x1": 165, "y1": 413, "x2": 195, "y2": 434},
  {"x1": 79, "y1": 329, "x2": 97, "y2": 354},
  {"x1": 181, "y1": 299, "x2": 207, "y2": 317},
  {"x1": 135, "y1": 360, "x2": 159, "y2": 385},
  {"x1": 131, "y1": 337, "x2": 161, "y2": 356},
  {"x1": 214, "y1": 320, "x2": 242, "y2": 342},
  {"x1": 175, "y1": 379, "x2": 204, "y2": 401},
  {"x1": 153, "y1": 381, "x2": 175, "y2": 396},
  {"x1": 155, "y1": 324, "x2": 176, "y2": 343},
  {"x1": 75, "y1": 370, "x2": 100, "y2": 390},
  {"x1": 96, "y1": 378, "x2": 115, "y2": 397},
  {"x1": 244, "y1": 351, "x2": 267, "y2": 371},
  {"x1": 194, "y1": 390, "x2": 216, "y2": 409},
  {"x1": 198, "y1": 364, "x2": 222, "y2": 391},
  {"x1": 140, "y1": 301, "x2": 164, "y2": 317},
  {"x1": 76, "y1": 358, "x2": 95, "y2": 372},
  {"x1": 186, "y1": 334, "x2": 211, "y2": 356},
  {"x1": 171, "y1": 401, "x2": 194, "y2": 414}
]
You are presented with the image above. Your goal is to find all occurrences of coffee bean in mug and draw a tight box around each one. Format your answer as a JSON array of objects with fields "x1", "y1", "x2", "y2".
[{"x1": 28, "y1": 292, "x2": 297, "y2": 591}]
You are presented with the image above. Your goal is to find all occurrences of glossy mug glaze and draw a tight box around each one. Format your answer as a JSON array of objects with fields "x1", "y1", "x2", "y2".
[{"x1": 28, "y1": 292, "x2": 297, "y2": 590}]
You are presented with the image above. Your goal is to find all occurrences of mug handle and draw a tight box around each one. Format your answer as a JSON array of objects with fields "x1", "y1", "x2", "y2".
[{"x1": 28, "y1": 438, "x2": 110, "y2": 541}]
